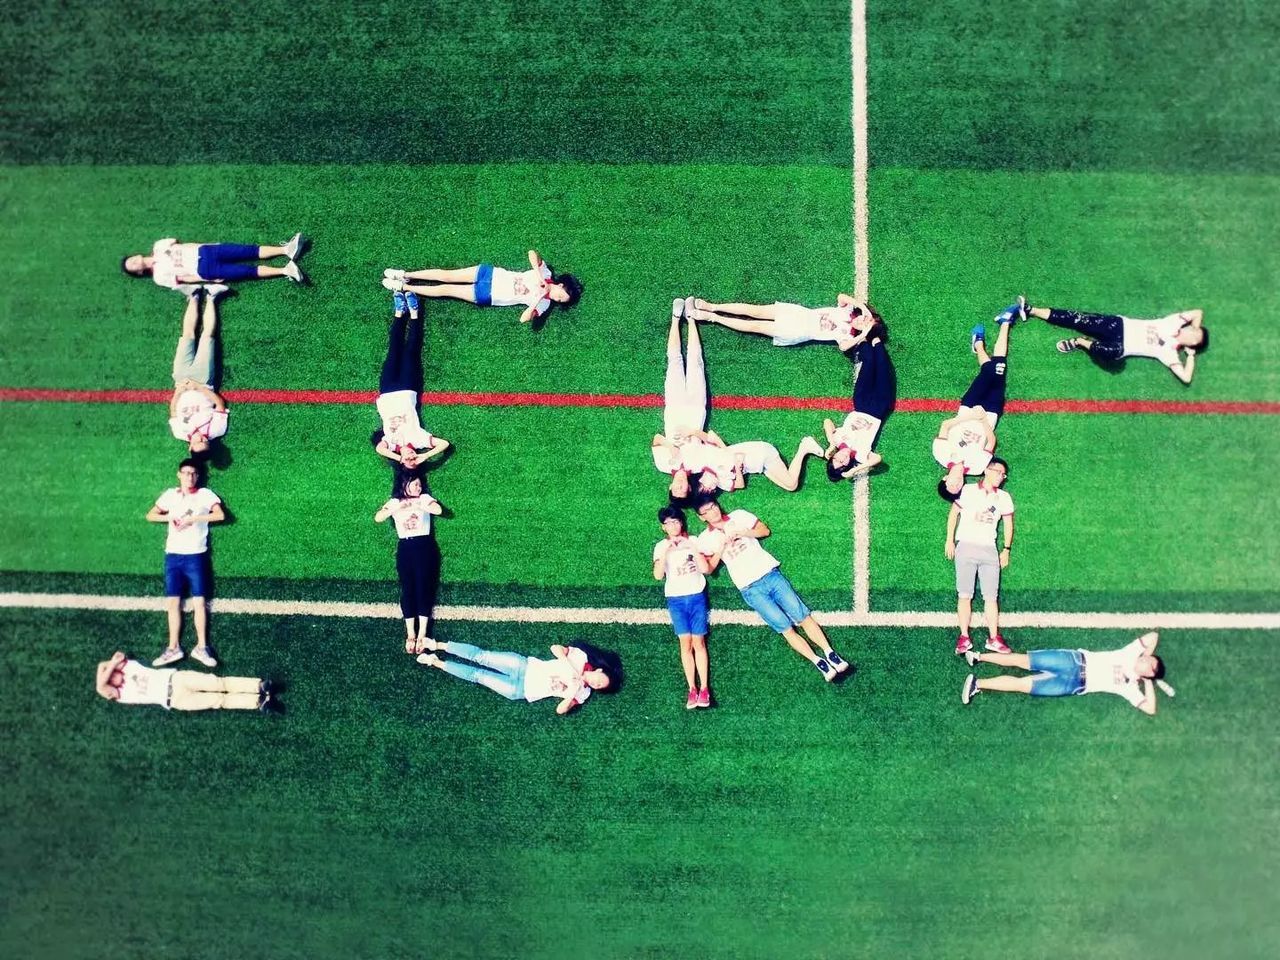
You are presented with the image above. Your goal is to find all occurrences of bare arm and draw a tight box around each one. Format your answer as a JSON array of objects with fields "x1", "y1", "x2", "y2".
[
  {"x1": 519, "y1": 304, "x2": 538, "y2": 324},
  {"x1": 945, "y1": 503, "x2": 960, "y2": 559},
  {"x1": 841, "y1": 450, "x2": 882, "y2": 478},
  {"x1": 836, "y1": 293, "x2": 855, "y2": 308},
  {"x1": 694, "y1": 551, "x2": 711, "y2": 574},
  {"x1": 146, "y1": 503, "x2": 169, "y2": 523},
  {"x1": 528, "y1": 249, "x2": 543, "y2": 271},
  {"x1": 704, "y1": 430, "x2": 727, "y2": 448},
  {"x1": 374, "y1": 502, "x2": 395, "y2": 523},
  {"x1": 375, "y1": 439, "x2": 403, "y2": 463},
  {"x1": 822, "y1": 418, "x2": 837, "y2": 455},
  {"x1": 1170, "y1": 351, "x2": 1195, "y2": 385},
  {"x1": 742, "y1": 520, "x2": 770, "y2": 540},
  {"x1": 555, "y1": 691, "x2": 582, "y2": 715},
  {"x1": 424, "y1": 436, "x2": 451, "y2": 460},
  {"x1": 999, "y1": 514, "x2": 1014, "y2": 568},
  {"x1": 1136, "y1": 679, "x2": 1158, "y2": 715}
]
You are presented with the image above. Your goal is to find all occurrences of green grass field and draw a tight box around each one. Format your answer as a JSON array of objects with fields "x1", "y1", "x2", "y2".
[{"x1": 2, "y1": 1, "x2": 1279, "y2": 957}]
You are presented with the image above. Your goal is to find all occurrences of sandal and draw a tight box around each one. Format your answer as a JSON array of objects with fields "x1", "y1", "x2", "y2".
[
  {"x1": 413, "y1": 636, "x2": 429, "y2": 655},
  {"x1": 1056, "y1": 338, "x2": 1079, "y2": 354},
  {"x1": 405, "y1": 635, "x2": 417, "y2": 654}
]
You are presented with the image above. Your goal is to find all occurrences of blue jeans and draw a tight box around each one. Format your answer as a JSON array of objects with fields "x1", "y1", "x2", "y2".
[
  {"x1": 196, "y1": 243, "x2": 262, "y2": 282},
  {"x1": 440, "y1": 641, "x2": 528, "y2": 700},
  {"x1": 1028, "y1": 649, "x2": 1086, "y2": 697},
  {"x1": 666, "y1": 591, "x2": 709, "y2": 637},
  {"x1": 740, "y1": 569, "x2": 810, "y2": 634},
  {"x1": 164, "y1": 552, "x2": 211, "y2": 598}
]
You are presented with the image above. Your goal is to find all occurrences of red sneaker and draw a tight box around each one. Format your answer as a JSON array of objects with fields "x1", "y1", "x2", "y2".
[
  {"x1": 697, "y1": 688, "x2": 711, "y2": 708},
  {"x1": 955, "y1": 635, "x2": 973, "y2": 655},
  {"x1": 985, "y1": 635, "x2": 1012, "y2": 654},
  {"x1": 686, "y1": 688, "x2": 698, "y2": 710}
]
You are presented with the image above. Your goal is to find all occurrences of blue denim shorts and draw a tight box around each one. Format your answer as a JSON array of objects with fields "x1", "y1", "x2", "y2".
[
  {"x1": 1028, "y1": 648, "x2": 1085, "y2": 697},
  {"x1": 666, "y1": 591, "x2": 709, "y2": 637},
  {"x1": 740, "y1": 569, "x2": 810, "y2": 633},
  {"x1": 475, "y1": 263, "x2": 494, "y2": 306},
  {"x1": 164, "y1": 552, "x2": 211, "y2": 598}
]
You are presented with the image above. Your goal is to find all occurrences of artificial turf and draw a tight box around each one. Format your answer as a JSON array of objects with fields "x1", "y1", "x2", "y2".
[{"x1": 2, "y1": 0, "x2": 1279, "y2": 956}]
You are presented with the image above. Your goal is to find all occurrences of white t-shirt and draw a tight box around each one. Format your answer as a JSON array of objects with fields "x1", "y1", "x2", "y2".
[
  {"x1": 490, "y1": 263, "x2": 553, "y2": 316},
  {"x1": 375, "y1": 390, "x2": 434, "y2": 453},
  {"x1": 687, "y1": 441, "x2": 776, "y2": 491},
  {"x1": 381, "y1": 496, "x2": 435, "y2": 539},
  {"x1": 773, "y1": 302, "x2": 865, "y2": 343},
  {"x1": 154, "y1": 486, "x2": 222, "y2": 554},
  {"x1": 653, "y1": 535, "x2": 706, "y2": 597},
  {"x1": 652, "y1": 439, "x2": 684, "y2": 474},
  {"x1": 150, "y1": 238, "x2": 202, "y2": 289},
  {"x1": 1121, "y1": 315, "x2": 1185, "y2": 366},
  {"x1": 522, "y1": 646, "x2": 592, "y2": 704},
  {"x1": 953, "y1": 482, "x2": 1014, "y2": 547},
  {"x1": 169, "y1": 389, "x2": 229, "y2": 442},
  {"x1": 697, "y1": 510, "x2": 779, "y2": 590},
  {"x1": 830, "y1": 411, "x2": 883, "y2": 465},
  {"x1": 116, "y1": 660, "x2": 172, "y2": 707},
  {"x1": 932, "y1": 421, "x2": 993, "y2": 475},
  {"x1": 1082, "y1": 638, "x2": 1150, "y2": 708}
]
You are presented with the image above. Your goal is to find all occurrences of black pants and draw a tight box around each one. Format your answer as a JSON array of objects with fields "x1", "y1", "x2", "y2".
[
  {"x1": 396, "y1": 535, "x2": 439, "y2": 621},
  {"x1": 960, "y1": 358, "x2": 1008, "y2": 416},
  {"x1": 380, "y1": 314, "x2": 424, "y2": 395},
  {"x1": 851, "y1": 340, "x2": 897, "y2": 422},
  {"x1": 1044, "y1": 308, "x2": 1125, "y2": 362}
]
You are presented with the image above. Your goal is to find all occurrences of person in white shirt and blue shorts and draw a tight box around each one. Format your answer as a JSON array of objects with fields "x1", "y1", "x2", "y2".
[{"x1": 654, "y1": 506, "x2": 713, "y2": 709}]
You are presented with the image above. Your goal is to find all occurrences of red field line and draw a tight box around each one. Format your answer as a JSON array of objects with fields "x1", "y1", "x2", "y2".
[{"x1": 1, "y1": 387, "x2": 1278, "y2": 415}]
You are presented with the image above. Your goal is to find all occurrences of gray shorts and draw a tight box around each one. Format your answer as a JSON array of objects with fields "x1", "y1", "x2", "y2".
[
  {"x1": 173, "y1": 336, "x2": 215, "y2": 386},
  {"x1": 954, "y1": 541, "x2": 1000, "y2": 600}
]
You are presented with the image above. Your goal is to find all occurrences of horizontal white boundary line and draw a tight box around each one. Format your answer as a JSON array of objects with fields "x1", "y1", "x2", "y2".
[{"x1": 3, "y1": 592, "x2": 1278, "y2": 630}]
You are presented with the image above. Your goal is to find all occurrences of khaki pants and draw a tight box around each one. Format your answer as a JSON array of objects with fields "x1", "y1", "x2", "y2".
[{"x1": 168, "y1": 671, "x2": 261, "y2": 711}]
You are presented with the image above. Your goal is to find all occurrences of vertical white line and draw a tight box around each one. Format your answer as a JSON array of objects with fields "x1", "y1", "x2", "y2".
[{"x1": 850, "y1": 0, "x2": 871, "y2": 614}]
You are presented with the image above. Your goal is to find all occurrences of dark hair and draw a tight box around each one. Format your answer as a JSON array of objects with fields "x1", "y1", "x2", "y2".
[
  {"x1": 1150, "y1": 656, "x2": 1166, "y2": 681},
  {"x1": 178, "y1": 457, "x2": 200, "y2": 472},
  {"x1": 553, "y1": 273, "x2": 583, "y2": 308},
  {"x1": 121, "y1": 255, "x2": 146, "y2": 277},
  {"x1": 392, "y1": 465, "x2": 426, "y2": 500},
  {"x1": 667, "y1": 471, "x2": 706, "y2": 509},
  {"x1": 370, "y1": 429, "x2": 385, "y2": 449},
  {"x1": 572, "y1": 641, "x2": 623, "y2": 694},
  {"x1": 826, "y1": 459, "x2": 848, "y2": 483},
  {"x1": 937, "y1": 479, "x2": 962, "y2": 502},
  {"x1": 1194, "y1": 326, "x2": 1209, "y2": 353},
  {"x1": 989, "y1": 457, "x2": 1009, "y2": 476},
  {"x1": 692, "y1": 493, "x2": 721, "y2": 516},
  {"x1": 657, "y1": 505, "x2": 686, "y2": 529}
]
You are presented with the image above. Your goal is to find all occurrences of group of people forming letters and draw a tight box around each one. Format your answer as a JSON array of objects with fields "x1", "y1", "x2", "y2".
[{"x1": 99, "y1": 237, "x2": 1201, "y2": 717}]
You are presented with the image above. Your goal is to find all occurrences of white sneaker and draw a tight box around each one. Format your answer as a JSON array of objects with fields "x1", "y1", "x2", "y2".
[
  {"x1": 961, "y1": 674, "x2": 979, "y2": 704},
  {"x1": 419, "y1": 637, "x2": 441, "y2": 652},
  {"x1": 176, "y1": 284, "x2": 202, "y2": 300},
  {"x1": 283, "y1": 260, "x2": 305, "y2": 283},
  {"x1": 381, "y1": 276, "x2": 406, "y2": 292},
  {"x1": 190, "y1": 645, "x2": 218, "y2": 668},
  {"x1": 281, "y1": 232, "x2": 305, "y2": 261},
  {"x1": 800, "y1": 435, "x2": 824, "y2": 458},
  {"x1": 203, "y1": 283, "x2": 230, "y2": 301},
  {"x1": 963, "y1": 649, "x2": 980, "y2": 667},
  {"x1": 416, "y1": 653, "x2": 441, "y2": 667},
  {"x1": 383, "y1": 268, "x2": 406, "y2": 281},
  {"x1": 684, "y1": 296, "x2": 698, "y2": 321},
  {"x1": 672, "y1": 297, "x2": 684, "y2": 320},
  {"x1": 152, "y1": 647, "x2": 184, "y2": 667}
]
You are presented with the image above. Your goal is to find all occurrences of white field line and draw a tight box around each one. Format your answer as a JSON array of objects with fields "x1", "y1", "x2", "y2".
[
  {"x1": 850, "y1": 0, "x2": 872, "y2": 615},
  {"x1": 4, "y1": 592, "x2": 1278, "y2": 631}
]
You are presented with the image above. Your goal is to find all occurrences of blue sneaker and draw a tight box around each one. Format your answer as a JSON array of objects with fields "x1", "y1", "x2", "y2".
[
  {"x1": 970, "y1": 324, "x2": 986, "y2": 353},
  {"x1": 392, "y1": 291, "x2": 407, "y2": 316},
  {"x1": 404, "y1": 291, "x2": 421, "y2": 317},
  {"x1": 995, "y1": 296, "x2": 1027, "y2": 324}
]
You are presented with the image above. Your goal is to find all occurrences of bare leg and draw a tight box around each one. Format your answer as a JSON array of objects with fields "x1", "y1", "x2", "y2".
[
  {"x1": 403, "y1": 282, "x2": 479, "y2": 303},
  {"x1": 694, "y1": 313, "x2": 778, "y2": 337},
  {"x1": 258, "y1": 244, "x2": 288, "y2": 259},
  {"x1": 696, "y1": 299, "x2": 780, "y2": 321},
  {"x1": 797, "y1": 615, "x2": 833, "y2": 655},
  {"x1": 180, "y1": 296, "x2": 199, "y2": 339},
  {"x1": 165, "y1": 597, "x2": 183, "y2": 649},
  {"x1": 1029, "y1": 307, "x2": 1051, "y2": 321},
  {"x1": 977, "y1": 675, "x2": 1035, "y2": 694},
  {"x1": 957, "y1": 597, "x2": 973, "y2": 636},
  {"x1": 991, "y1": 318, "x2": 1011, "y2": 358},
  {"x1": 403, "y1": 619, "x2": 416, "y2": 651},
  {"x1": 254, "y1": 266, "x2": 290, "y2": 279},
  {"x1": 764, "y1": 437, "x2": 824, "y2": 491},
  {"x1": 416, "y1": 616, "x2": 430, "y2": 646},
  {"x1": 404, "y1": 266, "x2": 481, "y2": 283},
  {"x1": 983, "y1": 599, "x2": 1000, "y2": 640},
  {"x1": 976, "y1": 651, "x2": 1031, "y2": 670},
  {"x1": 192, "y1": 597, "x2": 209, "y2": 649},
  {"x1": 684, "y1": 314, "x2": 707, "y2": 415},
  {"x1": 780, "y1": 627, "x2": 821, "y2": 663},
  {"x1": 200, "y1": 291, "x2": 219, "y2": 339},
  {"x1": 691, "y1": 635, "x2": 709, "y2": 690},
  {"x1": 678, "y1": 635, "x2": 696, "y2": 689},
  {"x1": 975, "y1": 340, "x2": 991, "y2": 365}
]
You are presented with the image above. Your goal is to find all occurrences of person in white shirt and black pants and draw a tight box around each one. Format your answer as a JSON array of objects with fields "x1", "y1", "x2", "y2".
[{"x1": 375, "y1": 467, "x2": 443, "y2": 654}]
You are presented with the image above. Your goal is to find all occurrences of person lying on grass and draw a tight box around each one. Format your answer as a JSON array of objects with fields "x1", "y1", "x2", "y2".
[
  {"x1": 960, "y1": 631, "x2": 1170, "y2": 715},
  {"x1": 416, "y1": 640, "x2": 617, "y2": 715},
  {"x1": 694, "y1": 496, "x2": 851, "y2": 683},
  {"x1": 167, "y1": 284, "x2": 231, "y2": 455},
  {"x1": 1027, "y1": 299, "x2": 1207, "y2": 384},
  {"x1": 653, "y1": 505, "x2": 713, "y2": 709},
  {"x1": 821, "y1": 324, "x2": 895, "y2": 481},
  {"x1": 687, "y1": 293, "x2": 878, "y2": 348},
  {"x1": 382, "y1": 249, "x2": 581, "y2": 325},
  {"x1": 933, "y1": 302, "x2": 1018, "y2": 500},
  {"x1": 123, "y1": 233, "x2": 307, "y2": 289},
  {"x1": 371, "y1": 291, "x2": 451, "y2": 470},
  {"x1": 375, "y1": 467, "x2": 443, "y2": 655},
  {"x1": 96, "y1": 650, "x2": 275, "y2": 712},
  {"x1": 654, "y1": 298, "x2": 823, "y2": 504}
]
